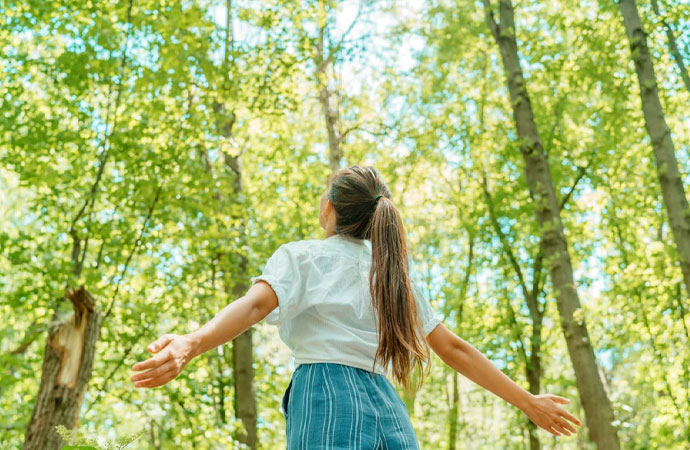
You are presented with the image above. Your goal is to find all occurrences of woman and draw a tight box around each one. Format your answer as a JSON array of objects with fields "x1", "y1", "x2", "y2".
[{"x1": 131, "y1": 165, "x2": 581, "y2": 448}]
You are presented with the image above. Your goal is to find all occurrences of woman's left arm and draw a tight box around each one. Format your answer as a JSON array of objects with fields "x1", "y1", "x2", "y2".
[
  {"x1": 427, "y1": 322, "x2": 582, "y2": 437},
  {"x1": 130, "y1": 281, "x2": 278, "y2": 388}
]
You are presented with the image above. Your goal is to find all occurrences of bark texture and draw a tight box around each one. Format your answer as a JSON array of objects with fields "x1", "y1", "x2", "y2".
[
  {"x1": 211, "y1": 106, "x2": 257, "y2": 450},
  {"x1": 212, "y1": 2, "x2": 257, "y2": 446},
  {"x1": 481, "y1": 1, "x2": 620, "y2": 448},
  {"x1": 316, "y1": 27, "x2": 343, "y2": 173},
  {"x1": 227, "y1": 153, "x2": 257, "y2": 449},
  {"x1": 619, "y1": 0, "x2": 690, "y2": 301},
  {"x1": 23, "y1": 287, "x2": 101, "y2": 450}
]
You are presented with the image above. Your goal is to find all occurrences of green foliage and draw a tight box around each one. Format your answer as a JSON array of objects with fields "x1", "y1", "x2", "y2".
[
  {"x1": 56, "y1": 424, "x2": 143, "y2": 450},
  {"x1": 1, "y1": 0, "x2": 689, "y2": 448}
]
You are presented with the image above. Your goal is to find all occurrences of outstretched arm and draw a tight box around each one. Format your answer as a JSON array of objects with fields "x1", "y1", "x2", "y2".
[
  {"x1": 130, "y1": 281, "x2": 278, "y2": 388},
  {"x1": 427, "y1": 323, "x2": 582, "y2": 437}
]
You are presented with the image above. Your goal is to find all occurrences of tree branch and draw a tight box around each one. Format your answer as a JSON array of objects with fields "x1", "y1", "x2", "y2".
[
  {"x1": 480, "y1": 172, "x2": 530, "y2": 300},
  {"x1": 481, "y1": 0, "x2": 500, "y2": 40},
  {"x1": 103, "y1": 184, "x2": 162, "y2": 320}
]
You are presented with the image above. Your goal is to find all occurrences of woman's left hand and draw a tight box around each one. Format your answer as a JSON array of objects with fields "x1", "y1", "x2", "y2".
[
  {"x1": 130, "y1": 334, "x2": 196, "y2": 389},
  {"x1": 522, "y1": 393, "x2": 582, "y2": 437}
]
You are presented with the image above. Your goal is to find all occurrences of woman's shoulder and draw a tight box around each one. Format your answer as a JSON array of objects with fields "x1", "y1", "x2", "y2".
[
  {"x1": 275, "y1": 235, "x2": 373, "y2": 266},
  {"x1": 276, "y1": 238, "x2": 325, "y2": 258},
  {"x1": 279, "y1": 236, "x2": 362, "y2": 260}
]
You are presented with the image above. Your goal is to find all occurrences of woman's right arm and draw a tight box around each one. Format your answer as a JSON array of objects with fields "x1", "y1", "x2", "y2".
[
  {"x1": 130, "y1": 281, "x2": 279, "y2": 388},
  {"x1": 426, "y1": 323, "x2": 582, "y2": 437}
]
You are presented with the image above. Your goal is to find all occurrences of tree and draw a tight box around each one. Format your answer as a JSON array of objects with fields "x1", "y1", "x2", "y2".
[
  {"x1": 618, "y1": 0, "x2": 690, "y2": 303},
  {"x1": 650, "y1": 0, "x2": 690, "y2": 95},
  {"x1": 481, "y1": 1, "x2": 621, "y2": 448}
]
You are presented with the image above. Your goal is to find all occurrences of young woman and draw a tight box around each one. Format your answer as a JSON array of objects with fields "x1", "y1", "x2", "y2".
[{"x1": 131, "y1": 165, "x2": 581, "y2": 448}]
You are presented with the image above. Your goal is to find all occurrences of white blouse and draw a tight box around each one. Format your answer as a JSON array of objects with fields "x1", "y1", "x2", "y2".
[{"x1": 250, "y1": 233, "x2": 443, "y2": 376}]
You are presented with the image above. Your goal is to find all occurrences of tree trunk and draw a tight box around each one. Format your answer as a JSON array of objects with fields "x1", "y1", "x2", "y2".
[
  {"x1": 213, "y1": 109, "x2": 257, "y2": 450},
  {"x1": 23, "y1": 288, "x2": 100, "y2": 450},
  {"x1": 211, "y1": 1, "x2": 257, "y2": 446},
  {"x1": 650, "y1": 0, "x2": 690, "y2": 94},
  {"x1": 447, "y1": 234, "x2": 474, "y2": 449},
  {"x1": 232, "y1": 328, "x2": 256, "y2": 448},
  {"x1": 227, "y1": 162, "x2": 257, "y2": 448},
  {"x1": 207, "y1": 112, "x2": 257, "y2": 448},
  {"x1": 447, "y1": 371, "x2": 459, "y2": 450},
  {"x1": 604, "y1": 191, "x2": 690, "y2": 440},
  {"x1": 320, "y1": 83, "x2": 342, "y2": 173},
  {"x1": 481, "y1": 2, "x2": 620, "y2": 448},
  {"x1": 483, "y1": 173, "x2": 583, "y2": 450},
  {"x1": 526, "y1": 332, "x2": 541, "y2": 450},
  {"x1": 619, "y1": 0, "x2": 690, "y2": 301},
  {"x1": 315, "y1": 27, "x2": 342, "y2": 173}
]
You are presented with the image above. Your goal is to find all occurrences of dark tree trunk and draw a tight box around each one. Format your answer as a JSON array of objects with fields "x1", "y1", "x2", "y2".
[
  {"x1": 211, "y1": 1, "x2": 257, "y2": 446},
  {"x1": 619, "y1": 0, "x2": 690, "y2": 302},
  {"x1": 213, "y1": 111, "x2": 258, "y2": 450},
  {"x1": 232, "y1": 329, "x2": 256, "y2": 448},
  {"x1": 481, "y1": 1, "x2": 621, "y2": 448},
  {"x1": 226, "y1": 163, "x2": 257, "y2": 448},
  {"x1": 23, "y1": 288, "x2": 100, "y2": 450}
]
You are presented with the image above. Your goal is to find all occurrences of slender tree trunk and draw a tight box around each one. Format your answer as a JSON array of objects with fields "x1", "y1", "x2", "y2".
[
  {"x1": 202, "y1": 149, "x2": 256, "y2": 449},
  {"x1": 231, "y1": 332, "x2": 256, "y2": 446},
  {"x1": 231, "y1": 276, "x2": 257, "y2": 448},
  {"x1": 483, "y1": 171, "x2": 595, "y2": 450},
  {"x1": 526, "y1": 324, "x2": 542, "y2": 450},
  {"x1": 619, "y1": 0, "x2": 690, "y2": 301},
  {"x1": 321, "y1": 83, "x2": 342, "y2": 173},
  {"x1": 23, "y1": 288, "x2": 100, "y2": 450},
  {"x1": 448, "y1": 372, "x2": 459, "y2": 450},
  {"x1": 604, "y1": 191, "x2": 690, "y2": 440},
  {"x1": 481, "y1": 2, "x2": 620, "y2": 448},
  {"x1": 211, "y1": 2, "x2": 257, "y2": 446},
  {"x1": 674, "y1": 282, "x2": 690, "y2": 418},
  {"x1": 447, "y1": 234, "x2": 474, "y2": 449},
  {"x1": 315, "y1": 27, "x2": 342, "y2": 173},
  {"x1": 227, "y1": 154, "x2": 257, "y2": 449},
  {"x1": 208, "y1": 114, "x2": 257, "y2": 449},
  {"x1": 650, "y1": 0, "x2": 690, "y2": 94}
]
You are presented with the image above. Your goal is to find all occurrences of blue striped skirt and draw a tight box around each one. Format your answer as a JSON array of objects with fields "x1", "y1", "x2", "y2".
[{"x1": 281, "y1": 362, "x2": 420, "y2": 449}]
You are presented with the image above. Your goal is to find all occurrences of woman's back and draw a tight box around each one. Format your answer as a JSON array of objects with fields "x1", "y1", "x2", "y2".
[{"x1": 251, "y1": 233, "x2": 442, "y2": 377}]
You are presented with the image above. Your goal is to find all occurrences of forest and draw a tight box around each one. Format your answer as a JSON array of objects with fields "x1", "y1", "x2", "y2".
[{"x1": 1, "y1": 0, "x2": 689, "y2": 448}]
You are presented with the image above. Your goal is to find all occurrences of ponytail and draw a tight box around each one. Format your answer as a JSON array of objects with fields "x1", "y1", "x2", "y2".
[
  {"x1": 368, "y1": 196, "x2": 431, "y2": 392},
  {"x1": 326, "y1": 165, "x2": 431, "y2": 392}
]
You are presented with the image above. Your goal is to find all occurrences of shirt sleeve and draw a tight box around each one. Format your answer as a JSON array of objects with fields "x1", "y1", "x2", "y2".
[
  {"x1": 412, "y1": 282, "x2": 443, "y2": 337},
  {"x1": 250, "y1": 243, "x2": 306, "y2": 326}
]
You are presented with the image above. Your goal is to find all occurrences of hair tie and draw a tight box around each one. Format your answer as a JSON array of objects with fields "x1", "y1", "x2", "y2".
[{"x1": 373, "y1": 194, "x2": 383, "y2": 205}]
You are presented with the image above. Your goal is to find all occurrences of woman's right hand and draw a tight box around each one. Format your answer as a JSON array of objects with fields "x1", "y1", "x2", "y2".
[
  {"x1": 130, "y1": 334, "x2": 197, "y2": 389},
  {"x1": 522, "y1": 393, "x2": 582, "y2": 437}
]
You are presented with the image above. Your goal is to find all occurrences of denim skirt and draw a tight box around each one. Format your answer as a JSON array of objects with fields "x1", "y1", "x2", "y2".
[{"x1": 281, "y1": 362, "x2": 420, "y2": 449}]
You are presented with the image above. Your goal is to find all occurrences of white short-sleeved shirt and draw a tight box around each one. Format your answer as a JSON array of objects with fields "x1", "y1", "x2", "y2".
[{"x1": 250, "y1": 233, "x2": 443, "y2": 376}]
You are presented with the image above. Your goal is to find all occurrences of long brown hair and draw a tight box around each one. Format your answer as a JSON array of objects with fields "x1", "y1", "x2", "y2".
[{"x1": 327, "y1": 165, "x2": 431, "y2": 391}]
